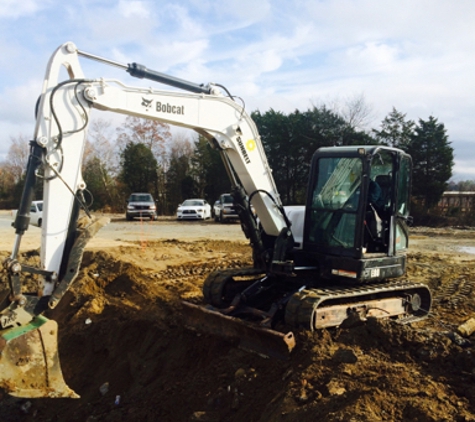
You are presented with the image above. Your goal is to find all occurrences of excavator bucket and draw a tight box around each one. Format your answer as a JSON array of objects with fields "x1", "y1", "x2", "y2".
[
  {"x1": 0, "y1": 316, "x2": 78, "y2": 398},
  {"x1": 181, "y1": 301, "x2": 296, "y2": 360}
]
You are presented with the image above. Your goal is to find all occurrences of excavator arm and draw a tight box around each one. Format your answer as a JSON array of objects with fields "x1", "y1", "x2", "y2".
[{"x1": 0, "y1": 42, "x2": 294, "y2": 398}]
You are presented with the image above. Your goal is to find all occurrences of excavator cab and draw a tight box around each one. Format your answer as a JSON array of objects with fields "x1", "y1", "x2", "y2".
[{"x1": 300, "y1": 145, "x2": 412, "y2": 283}]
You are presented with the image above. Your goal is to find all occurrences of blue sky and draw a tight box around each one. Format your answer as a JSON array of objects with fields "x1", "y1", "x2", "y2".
[{"x1": 1, "y1": 0, "x2": 474, "y2": 180}]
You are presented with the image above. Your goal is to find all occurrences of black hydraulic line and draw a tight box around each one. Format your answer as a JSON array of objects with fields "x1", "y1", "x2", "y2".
[
  {"x1": 58, "y1": 190, "x2": 81, "y2": 281},
  {"x1": 13, "y1": 141, "x2": 44, "y2": 235},
  {"x1": 232, "y1": 187, "x2": 269, "y2": 270},
  {"x1": 126, "y1": 63, "x2": 212, "y2": 94},
  {"x1": 249, "y1": 189, "x2": 292, "y2": 229}
]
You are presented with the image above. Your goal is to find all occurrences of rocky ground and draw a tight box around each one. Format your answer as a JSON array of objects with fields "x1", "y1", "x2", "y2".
[{"x1": 1, "y1": 220, "x2": 475, "y2": 421}]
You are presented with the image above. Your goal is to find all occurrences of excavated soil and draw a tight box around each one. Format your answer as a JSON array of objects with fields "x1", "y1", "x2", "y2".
[{"x1": 2, "y1": 223, "x2": 475, "y2": 421}]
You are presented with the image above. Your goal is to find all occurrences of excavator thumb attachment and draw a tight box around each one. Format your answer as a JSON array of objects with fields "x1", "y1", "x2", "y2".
[{"x1": 0, "y1": 316, "x2": 78, "y2": 398}]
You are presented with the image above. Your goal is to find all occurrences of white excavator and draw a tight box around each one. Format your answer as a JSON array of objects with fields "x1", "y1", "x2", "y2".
[{"x1": 0, "y1": 42, "x2": 431, "y2": 399}]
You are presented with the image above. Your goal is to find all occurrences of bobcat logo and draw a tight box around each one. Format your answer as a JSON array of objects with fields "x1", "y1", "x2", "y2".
[{"x1": 141, "y1": 97, "x2": 153, "y2": 109}]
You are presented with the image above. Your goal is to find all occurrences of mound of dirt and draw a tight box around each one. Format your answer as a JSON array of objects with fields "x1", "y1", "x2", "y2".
[{"x1": 2, "y1": 234, "x2": 475, "y2": 421}]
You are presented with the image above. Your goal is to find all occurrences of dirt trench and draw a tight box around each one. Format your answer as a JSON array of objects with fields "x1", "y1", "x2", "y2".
[{"x1": 2, "y1": 229, "x2": 475, "y2": 421}]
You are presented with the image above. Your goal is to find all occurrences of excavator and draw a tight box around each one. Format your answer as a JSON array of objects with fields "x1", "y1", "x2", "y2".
[{"x1": 0, "y1": 42, "x2": 431, "y2": 399}]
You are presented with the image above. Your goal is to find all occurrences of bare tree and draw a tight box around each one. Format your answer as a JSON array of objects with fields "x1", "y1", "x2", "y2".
[
  {"x1": 313, "y1": 93, "x2": 374, "y2": 131},
  {"x1": 341, "y1": 94, "x2": 374, "y2": 131},
  {"x1": 116, "y1": 116, "x2": 172, "y2": 165},
  {"x1": 87, "y1": 119, "x2": 120, "y2": 175},
  {"x1": 83, "y1": 119, "x2": 121, "y2": 210},
  {"x1": 5, "y1": 135, "x2": 29, "y2": 183},
  {"x1": 169, "y1": 131, "x2": 194, "y2": 159}
]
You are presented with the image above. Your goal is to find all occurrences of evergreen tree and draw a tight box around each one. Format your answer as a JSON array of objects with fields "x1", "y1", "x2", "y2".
[
  {"x1": 190, "y1": 136, "x2": 229, "y2": 201},
  {"x1": 252, "y1": 106, "x2": 374, "y2": 205},
  {"x1": 373, "y1": 107, "x2": 415, "y2": 149},
  {"x1": 119, "y1": 142, "x2": 158, "y2": 194},
  {"x1": 167, "y1": 153, "x2": 192, "y2": 211},
  {"x1": 82, "y1": 154, "x2": 121, "y2": 211},
  {"x1": 406, "y1": 116, "x2": 454, "y2": 209}
]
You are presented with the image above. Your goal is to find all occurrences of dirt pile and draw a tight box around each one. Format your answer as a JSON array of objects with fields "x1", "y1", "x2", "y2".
[{"x1": 1, "y1": 233, "x2": 475, "y2": 421}]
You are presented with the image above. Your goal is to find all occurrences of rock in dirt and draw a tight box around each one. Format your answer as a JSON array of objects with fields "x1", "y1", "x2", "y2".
[
  {"x1": 327, "y1": 380, "x2": 346, "y2": 396},
  {"x1": 458, "y1": 317, "x2": 475, "y2": 337},
  {"x1": 447, "y1": 331, "x2": 472, "y2": 347},
  {"x1": 191, "y1": 411, "x2": 220, "y2": 421}
]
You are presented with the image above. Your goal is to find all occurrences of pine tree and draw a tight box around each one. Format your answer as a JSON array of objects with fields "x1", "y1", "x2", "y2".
[
  {"x1": 372, "y1": 107, "x2": 415, "y2": 149},
  {"x1": 405, "y1": 116, "x2": 454, "y2": 209}
]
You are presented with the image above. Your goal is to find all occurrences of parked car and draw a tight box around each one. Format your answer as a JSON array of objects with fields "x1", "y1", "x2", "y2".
[
  {"x1": 212, "y1": 200, "x2": 220, "y2": 218},
  {"x1": 126, "y1": 193, "x2": 157, "y2": 221},
  {"x1": 176, "y1": 199, "x2": 212, "y2": 220},
  {"x1": 213, "y1": 193, "x2": 239, "y2": 223},
  {"x1": 12, "y1": 200, "x2": 43, "y2": 227}
]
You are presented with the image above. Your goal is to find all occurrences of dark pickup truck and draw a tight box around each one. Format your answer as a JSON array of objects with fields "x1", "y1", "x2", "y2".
[
  {"x1": 126, "y1": 193, "x2": 157, "y2": 221},
  {"x1": 213, "y1": 193, "x2": 238, "y2": 223}
]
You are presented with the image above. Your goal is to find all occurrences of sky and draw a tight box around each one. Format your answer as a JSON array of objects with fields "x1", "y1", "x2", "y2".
[{"x1": 0, "y1": 0, "x2": 474, "y2": 180}]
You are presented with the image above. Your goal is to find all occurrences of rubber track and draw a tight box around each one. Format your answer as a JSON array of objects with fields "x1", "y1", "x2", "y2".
[
  {"x1": 203, "y1": 267, "x2": 265, "y2": 307},
  {"x1": 285, "y1": 280, "x2": 432, "y2": 330}
]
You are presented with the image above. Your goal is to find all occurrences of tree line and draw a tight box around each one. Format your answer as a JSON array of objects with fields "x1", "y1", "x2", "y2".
[{"x1": 0, "y1": 104, "x2": 454, "y2": 217}]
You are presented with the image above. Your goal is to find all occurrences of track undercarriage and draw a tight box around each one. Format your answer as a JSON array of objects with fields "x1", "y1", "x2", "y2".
[{"x1": 181, "y1": 267, "x2": 432, "y2": 359}]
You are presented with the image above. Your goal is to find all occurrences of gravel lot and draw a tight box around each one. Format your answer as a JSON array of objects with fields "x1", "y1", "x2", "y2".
[{"x1": 0, "y1": 211, "x2": 246, "y2": 252}]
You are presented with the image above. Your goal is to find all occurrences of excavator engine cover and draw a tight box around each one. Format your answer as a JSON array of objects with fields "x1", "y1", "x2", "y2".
[{"x1": 0, "y1": 316, "x2": 78, "y2": 398}]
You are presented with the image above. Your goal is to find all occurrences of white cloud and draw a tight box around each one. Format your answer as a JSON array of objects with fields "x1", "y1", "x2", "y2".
[
  {"x1": 0, "y1": 79, "x2": 41, "y2": 126},
  {"x1": 340, "y1": 42, "x2": 401, "y2": 72},
  {"x1": 0, "y1": 0, "x2": 47, "y2": 18},
  {"x1": 161, "y1": 4, "x2": 206, "y2": 39},
  {"x1": 452, "y1": 161, "x2": 475, "y2": 180},
  {"x1": 211, "y1": 0, "x2": 271, "y2": 25},
  {"x1": 118, "y1": 0, "x2": 149, "y2": 18},
  {"x1": 144, "y1": 39, "x2": 210, "y2": 72},
  {"x1": 73, "y1": 1, "x2": 157, "y2": 46},
  {"x1": 297, "y1": 0, "x2": 475, "y2": 59}
]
